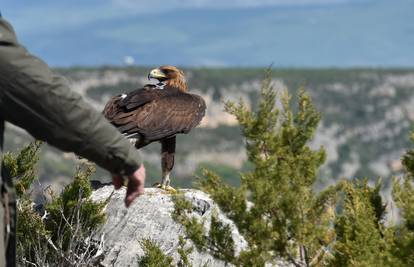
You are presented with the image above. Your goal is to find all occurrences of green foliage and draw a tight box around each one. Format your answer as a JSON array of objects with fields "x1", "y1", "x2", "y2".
[
  {"x1": 208, "y1": 214, "x2": 235, "y2": 260},
  {"x1": 44, "y1": 163, "x2": 107, "y2": 250},
  {"x1": 2, "y1": 140, "x2": 42, "y2": 197},
  {"x1": 177, "y1": 236, "x2": 193, "y2": 267},
  {"x1": 390, "y1": 133, "x2": 414, "y2": 266},
  {"x1": 196, "y1": 169, "x2": 247, "y2": 232},
  {"x1": 16, "y1": 198, "x2": 50, "y2": 264},
  {"x1": 329, "y1": 179, "x2": 392, "y2": 266},
  {"x1": 10, "y1": 143, "x2": 107, "y2": 266},
  {"x1": 195, "y1": 162, "x2": 244, "y2": 187},
  {"x1": 138, "y1": 239, "x2": 174, "y2": 267},
  {"x1": 137, "y1": 233, "x2": 197, "y2": 267},
  {"x1": 195, "y1": 72, "x2": 333, "y2": 266},
  {"x1": 172, "y1": 193, "x2": 236, "y2": 264},
  {"x1": 142, "y1": 69, "x2": 414, "y2": 267},
  {"x1": 172, "y1": 71, "x2": 414, "y2": 266}
]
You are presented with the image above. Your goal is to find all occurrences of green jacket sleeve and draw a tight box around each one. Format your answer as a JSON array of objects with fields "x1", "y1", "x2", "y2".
[{"x1": 0, "y1": 18, "x2": 141, "y2": 175}]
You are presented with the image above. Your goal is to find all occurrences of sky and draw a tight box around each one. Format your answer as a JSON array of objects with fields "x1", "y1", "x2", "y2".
[{"x1": 1, "y1": 0, "x2": 413, "y2": 67}]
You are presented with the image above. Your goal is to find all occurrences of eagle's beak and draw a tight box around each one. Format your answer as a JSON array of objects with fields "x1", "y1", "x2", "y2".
[{"x1": 148, "y1": 68, "x2": 167, "y2": 80}]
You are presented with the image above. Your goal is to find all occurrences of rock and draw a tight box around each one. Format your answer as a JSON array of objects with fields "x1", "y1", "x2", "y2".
[{"x1": 91, "y1": 186, "x2": 249, "y2": 267}]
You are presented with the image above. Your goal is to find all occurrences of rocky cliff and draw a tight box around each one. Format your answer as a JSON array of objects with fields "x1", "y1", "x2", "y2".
[{"x1": 91, "y1": 186, "x2": 249, "y2": 267}]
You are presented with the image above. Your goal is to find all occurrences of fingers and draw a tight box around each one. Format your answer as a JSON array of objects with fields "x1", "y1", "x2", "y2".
[
  {"x1": 112, "y1": 165, "x2": 146, "y2": 207},
  {"x1": 137, "y1": 164, "x2": 146, "y2": 175},
  {"x1": 125, "y1": 189, "x2": 142, "y2": 207},
  {"x1": 125, "y1": 164, "x2": 146, "y2": 207},
  {"x1": 112, "y1": 174, "x2": 123, "y2": 190},
  {"x1": 125, "y1": 177, "x2": 145, "y2": 207}
]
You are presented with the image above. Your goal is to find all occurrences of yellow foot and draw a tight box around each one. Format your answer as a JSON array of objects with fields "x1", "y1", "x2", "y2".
[{"x1": 152, "y1": 183, "x2": 177, "y2": 193}]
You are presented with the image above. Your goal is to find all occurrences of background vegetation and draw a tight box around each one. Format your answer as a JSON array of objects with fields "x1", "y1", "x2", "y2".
[
  {"x1": 4, "y1": 67, "x2": 414, "y2": 193},
  {"x1": 4, "y1": 68, "x2": 414, "y2": 266},
  {"x1": 168, "y1": 74, "x2": 414, "y2": 266}
]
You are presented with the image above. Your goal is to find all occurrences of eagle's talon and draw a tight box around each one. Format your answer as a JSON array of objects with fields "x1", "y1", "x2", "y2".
[
  {"x1": 152, "y1": 182, "x2": 176, "y2": 193},
  {"x1": 153, "y1": 182, "x2": 162, "y2": 188},
  {"x1": 163, "y1": 185, "x2": 177, "y2": 193}
]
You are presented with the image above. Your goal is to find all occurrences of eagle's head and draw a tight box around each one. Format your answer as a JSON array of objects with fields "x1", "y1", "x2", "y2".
[{"x1": 148, "y1": 65, "x2": 188, "y2": 92}]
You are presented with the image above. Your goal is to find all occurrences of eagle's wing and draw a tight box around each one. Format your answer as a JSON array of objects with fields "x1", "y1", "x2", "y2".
[
  {"x1": 110, "y1": 92, "x2": 206, "y2": 141},
  {"x1": 103, "y1": 86, "x2": 164, "y2": 121},
  {"x1": 119, "y1": 86, "x2": 165, "y2": 110}
]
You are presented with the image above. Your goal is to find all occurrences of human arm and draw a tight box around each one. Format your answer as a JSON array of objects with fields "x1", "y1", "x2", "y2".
[{"x1": 0, "y1": 18, "x2": 144, "y2": 204}]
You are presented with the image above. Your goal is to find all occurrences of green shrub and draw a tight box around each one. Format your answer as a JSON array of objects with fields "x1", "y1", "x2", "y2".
[
  {"x1": 138, "y1": 239, "x2": 174, "y2": 267},
  {"x1": 329, "y1": 179, "x2": 392, "y2": 266},
  {"x1": 5, "y1": 143, "x2": 108, "y2": 266},
  {"x1": 2, "y1": 140, "x2": 42, "y2": 197},
  {"x1": 172, "y1": 71, "x2": 414, "y2": 267}
]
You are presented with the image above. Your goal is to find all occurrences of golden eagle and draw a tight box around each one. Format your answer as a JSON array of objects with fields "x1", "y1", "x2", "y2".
[{"x1": 103, "y1": 66, "x2": 206, "y2": 191}]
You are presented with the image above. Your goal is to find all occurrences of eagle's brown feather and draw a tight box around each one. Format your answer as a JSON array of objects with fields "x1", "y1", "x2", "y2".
[
  {"x1": 103, "y1": 86, "x2": 205, "y2": 141},
  {"x1": 102, "y1": 66, "x2": 205, "y2": 188}
]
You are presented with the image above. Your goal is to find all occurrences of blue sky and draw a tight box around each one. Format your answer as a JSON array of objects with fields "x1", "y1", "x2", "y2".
[{"x1": 2, "y1": 0, "x2": 413, "y2": 67}]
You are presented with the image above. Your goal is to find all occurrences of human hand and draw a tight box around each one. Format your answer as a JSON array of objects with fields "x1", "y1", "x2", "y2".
[{"x1": 112, "y1": 164, "x2": 146, "y2": 207}]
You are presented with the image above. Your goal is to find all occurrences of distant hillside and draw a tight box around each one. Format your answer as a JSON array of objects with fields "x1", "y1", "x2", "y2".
[{"x1": 5, "y1": 67, "x2": 414, "y2": 191}]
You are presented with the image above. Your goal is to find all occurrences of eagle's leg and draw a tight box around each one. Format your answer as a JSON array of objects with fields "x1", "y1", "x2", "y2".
[
  {"x1": 158, "y1": 136, "x2": 176, "y2": 192},
  {"x1": 161, "y1": 171, "x2": 171, "y2": 187}
]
